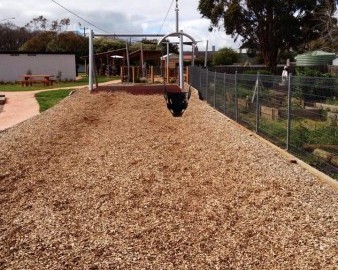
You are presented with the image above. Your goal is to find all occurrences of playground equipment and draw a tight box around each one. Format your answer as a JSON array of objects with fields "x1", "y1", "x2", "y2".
[
  {"x1": 87, "y1": 0, "x2": 196, "y2": 117},
  {"x1": 164, "y1": 84, "x2": 191, "y2": 117},
  {"x1": 157, "y1": 0, "x2": 196, "y2": 117}
]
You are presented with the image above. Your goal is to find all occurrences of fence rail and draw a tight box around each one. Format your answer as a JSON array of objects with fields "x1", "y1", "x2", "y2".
[{"x1": 189, "y1": 66, "x2": 338, "y2": 179}]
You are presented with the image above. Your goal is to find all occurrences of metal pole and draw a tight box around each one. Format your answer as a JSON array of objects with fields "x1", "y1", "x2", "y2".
[
  {"x1": 286, "y1": 74, "x2": 292, "y2": 151},
  {"x1": 175, "y1": 0, "x2": 179, "y2": 32},
  {"x1": 224, "y1": 72, "x2": 226, "y2": 114},
  {"x1": 89, "y1": 29, "x2": 93, "y2": 91},
  {"x1": 206, "y1": 68, "x2": 209, "y2": 102},
  {"x1": 214, "y1": 71, "x2": 216, "y2": 108},
  {"x1": 179, "y1": 30, "x2": 184, "y2": 89},
  {"x1": 126, "y1": 40, "x2": 130, "y2": 82},
  {"x1": 235, "y1": 71, "x2": 238, "y2": 122},
  {"x1": 255, "y1": 73, "x2": 260, "y2": 133},
  {"x1": 199, "y1": 67, "x2": 202, "y2": 94},
  {"x1": 192, "y1": 44, "x2": 195, "y2": 66},
  {"x1": 204, "y1": 40, "x2": 208, "y2": 68}
]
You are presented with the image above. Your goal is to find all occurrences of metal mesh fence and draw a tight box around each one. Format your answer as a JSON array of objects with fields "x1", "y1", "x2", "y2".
[{"x1": 189, "y1": 66, "x2": 338, "y2": 179}]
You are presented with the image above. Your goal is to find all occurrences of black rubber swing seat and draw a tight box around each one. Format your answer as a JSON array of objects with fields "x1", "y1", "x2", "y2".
[{"x1": 164, "y1": 85, "x2": 191, "y2": 117}]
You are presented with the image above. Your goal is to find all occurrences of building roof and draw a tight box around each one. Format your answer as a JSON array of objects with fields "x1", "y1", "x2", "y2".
[{"x1": 0, "y1": 51, "x2": 75, "y2": 55}]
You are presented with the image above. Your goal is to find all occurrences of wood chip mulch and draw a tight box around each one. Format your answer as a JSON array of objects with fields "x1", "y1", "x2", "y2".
[{"x1": 0, "y1": 86, "x2": 337, "y2": 269}]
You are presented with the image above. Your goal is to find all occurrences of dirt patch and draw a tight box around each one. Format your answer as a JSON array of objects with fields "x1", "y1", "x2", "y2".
[{"x1": 0, "y1": 87, "x2": 337, "y2": 269}]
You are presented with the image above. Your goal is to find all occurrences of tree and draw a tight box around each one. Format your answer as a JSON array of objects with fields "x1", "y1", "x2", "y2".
[
  {"x1": 47, "y1": 32, "x2": 88, "y2": 62},
  {"x1": 212, "y1": 47, "x2": 238, "y2": 65},
  {"x1": 25, "y1": 15, "x2": 48, "y2": 31},
  {"x1": 50, "y1": 18, "x2": 70, "y2": 33},
  {"x1": 19, "y1": 31, "x2": 57, "y2": 52},
  {"x1": 25, "y1": 16, "x2": 71, "y2": 32},
  {"x1": 0, "y1": 22, "x2": 35, "y2": 50},
  {"x1": 198, "y1": 0, "x2": 336, "y2": 70},
  {"x1": 307, "y1": 0, "x2": 338, "y2": 51},
  {"x1": 20, "y1": 31, "x2": 88, "y2": 63},
  {"x1": 93, "y1": 38, "x2": 126, "y2": 53}
]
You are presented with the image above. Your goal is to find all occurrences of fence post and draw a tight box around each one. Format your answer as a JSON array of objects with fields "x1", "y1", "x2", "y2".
[
  {"x1": 186, "y1": 66, "x2": 189, "y2": 84},
  {"x1": 150, "y1": 66, "x2": 154, "y2": 83},
  {"x1": 132, "y1": 66, "x2": 135, "y2": 83},
  {"x1": 206, "y1": 68, "x2": 209, "y2": 102},
  {"x1": 235, "y1": 71, "x2": 238, "y2": 122},
  {"x1": 286, "y1": 73, "x2": 292, "y2": 151},
  {"x1": 255, "y1": 72, "x2": 260, "y2": 133},
  {"x1": 199, "y1": 67, "x2": 202, "y2": 93},
  {"x1": 214, "y1": 71, "x2": 216, "y2": 108},
  {"x1": 190, "y1": 66, "x2": 194, "y2": 87},
  {"x1": 224, "y1": 72, "x2": 226, "y2": 114}
]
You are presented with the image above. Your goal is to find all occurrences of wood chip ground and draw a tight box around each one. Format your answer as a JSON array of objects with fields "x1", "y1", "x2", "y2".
[{"x1": 0, "y1": 87, "x2": 337, "y2": 269}]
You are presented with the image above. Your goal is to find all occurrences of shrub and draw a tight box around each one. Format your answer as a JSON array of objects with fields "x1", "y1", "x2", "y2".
[{"x1": 212, "y1": 47, "x2": 238, "y2": 66}]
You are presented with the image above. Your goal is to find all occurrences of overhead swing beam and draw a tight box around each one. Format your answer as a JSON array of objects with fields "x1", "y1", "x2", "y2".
[{"x1": 93, "y1": 34, "x2": 166, "y2": 38}]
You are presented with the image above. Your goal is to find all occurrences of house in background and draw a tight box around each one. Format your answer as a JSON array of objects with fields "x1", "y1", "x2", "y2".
[{"x1": 0, "y1": 51, "x2": 76, "y2": 83}]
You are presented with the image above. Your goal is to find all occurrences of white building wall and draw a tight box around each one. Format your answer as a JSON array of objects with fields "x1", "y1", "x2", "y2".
[{"x1": 0, "y1": 53, "x2": 76, "y2": 82}]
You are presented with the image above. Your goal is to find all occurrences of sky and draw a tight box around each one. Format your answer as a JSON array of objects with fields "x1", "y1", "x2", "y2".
[{"x1": 0, "y1": 0, "x2": 241, "y2": 51}]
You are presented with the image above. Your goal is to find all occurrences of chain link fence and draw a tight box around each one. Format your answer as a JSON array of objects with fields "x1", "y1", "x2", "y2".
[{"x1": 189, "y1": 66, "x2": 338, "y2": 179}]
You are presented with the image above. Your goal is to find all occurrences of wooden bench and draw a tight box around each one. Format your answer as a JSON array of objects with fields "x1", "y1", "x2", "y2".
[
  {"x1": 0, "y1": 94, "x2": 6, "y2": 105},
  {"x1": 20, "y1": 75, "x2": 55, "y2": 87},
  {"x1": 19, "y1": 78, "x2": 55, "y2": 86}
]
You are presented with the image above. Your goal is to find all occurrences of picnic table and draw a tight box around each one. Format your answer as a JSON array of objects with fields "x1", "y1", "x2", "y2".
[{"x1": 20, "y1": 74, "x2": 55, "y2": 87}]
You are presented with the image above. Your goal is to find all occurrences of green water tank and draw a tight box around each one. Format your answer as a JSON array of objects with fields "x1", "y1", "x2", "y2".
[{"x1": 295, "y1": 50, "x2": 336, "y2": 66}]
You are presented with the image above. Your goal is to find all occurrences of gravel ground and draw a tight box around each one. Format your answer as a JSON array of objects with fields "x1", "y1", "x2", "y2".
[{"x1": 0, "y1": 87, "x2": 337, "y2": 269}]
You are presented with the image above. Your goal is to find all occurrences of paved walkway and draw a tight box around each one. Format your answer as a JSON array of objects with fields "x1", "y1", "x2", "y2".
[
  {"x1": 0, "y1": 80, "x2": 121, "y2": 131},
  {"x1": 0, "y1": 90, "x2": 41, "y2": 131}
]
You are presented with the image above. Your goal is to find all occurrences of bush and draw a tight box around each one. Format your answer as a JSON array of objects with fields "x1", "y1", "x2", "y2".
[{"x1": 212, "y1": 47, "x2": 238, "y2": 66}]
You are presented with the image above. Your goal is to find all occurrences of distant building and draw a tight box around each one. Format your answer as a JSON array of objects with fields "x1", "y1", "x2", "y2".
[{"x1": 160, "y1": 53, "x2": 179, "y2": 68}]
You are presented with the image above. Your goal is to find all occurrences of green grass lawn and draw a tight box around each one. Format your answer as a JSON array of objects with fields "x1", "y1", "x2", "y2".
[
  {"x1": 0, "y1": 76, "x2": 120, "y2": 92},
  {"x1": 35, "y1": 89, "x2": 74, "y2": 112}
]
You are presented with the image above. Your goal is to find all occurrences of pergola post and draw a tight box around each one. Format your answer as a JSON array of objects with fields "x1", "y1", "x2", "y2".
[
  {"x1": 151, "y1": 66, "x2": 154, "y2": 83},
  {"x1": 166, "y1": 43, "x2": 170, "y2": 83}
]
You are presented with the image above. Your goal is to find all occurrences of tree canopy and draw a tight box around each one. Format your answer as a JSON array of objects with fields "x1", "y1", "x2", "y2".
[
  {"x1": 0, "y1": 22, "x2": 36, "y2": 50},
  {"x1": 212, "y1": 47, "x2": 238, "y2": 65},
  {"x1": 20, "y1": 31, "x2": 88, "y2": 63},
  {"x1": 198, "y1": 0, "x2": 337, "y2": 69}
]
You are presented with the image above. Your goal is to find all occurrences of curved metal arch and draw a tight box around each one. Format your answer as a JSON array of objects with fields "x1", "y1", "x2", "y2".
[{"x1": 157, "y1": 31, "x2": 197, "y2": 45}]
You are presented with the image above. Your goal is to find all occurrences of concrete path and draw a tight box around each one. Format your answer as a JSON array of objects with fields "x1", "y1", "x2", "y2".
[
  {"x1": 0, "y1": 80, "x2": 121, "y2": 131},
  {"x1": 0, "y1": 90, "x2": 40, "y2": 131}
]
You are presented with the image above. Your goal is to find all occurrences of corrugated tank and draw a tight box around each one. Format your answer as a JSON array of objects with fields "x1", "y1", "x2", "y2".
[{"x1": 295, "y1": 50, "x2": 336, "y2": 66}]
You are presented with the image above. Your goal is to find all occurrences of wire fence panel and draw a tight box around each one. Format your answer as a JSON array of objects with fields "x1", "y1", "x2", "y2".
[
  {"x1": 258, "y1": 74, "x2": 289, "y2": 149},
  {"x1": 214, "y1": 72, "x2": 226, "y2": 113},
  {"x1": 236, "y1": 74, "x2": 258, "y2": 131},
  {"x1": 288, "y1": 75, "x2": 338, "y2": 178},
  {"x1": 189, "y1": 66, "x2": 338, "y2": 179},
  {"x1": 224, "y1": 73, "x2": 237, "y2": 120}
]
